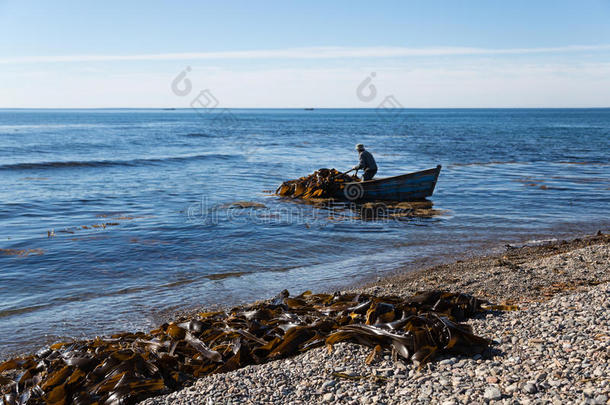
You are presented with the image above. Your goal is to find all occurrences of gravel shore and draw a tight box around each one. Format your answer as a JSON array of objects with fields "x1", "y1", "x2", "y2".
[{"x1": 141, "y1": 234, "x2": 609, "y2": 405}]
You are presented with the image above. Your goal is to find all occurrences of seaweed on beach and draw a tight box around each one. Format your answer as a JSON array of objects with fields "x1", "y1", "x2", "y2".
[
  {"x1": 276, "y1": 168, "x2": 359, "y2": 199},
  {"x1": 0, "y1": 290, "x2": 492, "y2": 405}
]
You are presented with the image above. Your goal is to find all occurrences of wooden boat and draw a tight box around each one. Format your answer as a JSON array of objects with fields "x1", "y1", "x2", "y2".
[{"x1": 336, "y1": 165, "x2": 442, "y2": 201}]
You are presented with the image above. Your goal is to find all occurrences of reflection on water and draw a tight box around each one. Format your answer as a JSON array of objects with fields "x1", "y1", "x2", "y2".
[{"x1": 0, "y1": 108, "x2": 609, "y2": 358}]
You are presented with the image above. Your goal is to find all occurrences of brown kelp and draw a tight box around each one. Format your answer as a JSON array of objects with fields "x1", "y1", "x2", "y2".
[
  {"x1": 276, "y1": 168, "x2": 359, "y2": 199},
  {"x1": 359, "y1": 201, "x2": 446, "y2": 220},
  {"x1": 0, "y1": 290, "x2": 493, "y2": 405},
  {"x1": 0, "y1": 248, "x2": 44, "y2": 257}
]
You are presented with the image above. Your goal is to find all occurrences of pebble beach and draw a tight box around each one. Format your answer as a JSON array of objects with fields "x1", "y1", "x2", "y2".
[
  {"x1": 4, "y1": 6, "x2": 610, "y2": 405},
  {"x1": 140, "y1": 233, "x2": 609, "y2": 405}
]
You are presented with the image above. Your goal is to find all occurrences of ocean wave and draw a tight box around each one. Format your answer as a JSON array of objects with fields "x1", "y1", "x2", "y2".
[
  {"x1": 0, "y1": 153, "x2": 238, "y2": 171},
  {"x1": 184, "y1": 133, "x2": 214, "y2": 138},
  {"x1": 448, "y1": 161, "x2": 526, "y2": 167},
  {"x1": 0, "y1": 123, "x2": 110, "y2": 131}
]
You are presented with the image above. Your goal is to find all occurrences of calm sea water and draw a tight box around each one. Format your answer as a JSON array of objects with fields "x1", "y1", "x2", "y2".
[{"x1": 1, "y1": 108, "x2": 609, "y2": 358}]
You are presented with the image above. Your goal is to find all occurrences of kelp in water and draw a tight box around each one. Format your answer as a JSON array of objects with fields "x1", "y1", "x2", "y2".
[
  {"x1": 276, "y1": 168, "x2": 359, "y2": 199},
  {"x1": 275, "y1": 171, "x2": 445, "y2": 220},
  {"x1": 0, "y1": 290, "x2": 494, "y2": 405}
]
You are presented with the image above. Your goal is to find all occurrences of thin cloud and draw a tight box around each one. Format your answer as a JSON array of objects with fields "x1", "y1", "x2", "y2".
[
  {"x1": 1, "y1": 44, "x2": 610, "y2": 64},
  {"x1": 4, "y1": 60, "x2": 610, "y2": 108}
]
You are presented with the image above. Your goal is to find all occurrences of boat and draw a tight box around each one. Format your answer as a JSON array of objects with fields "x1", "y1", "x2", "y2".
[{"x1": 336, "y1": 165, "x2": 442, "y2": 201}]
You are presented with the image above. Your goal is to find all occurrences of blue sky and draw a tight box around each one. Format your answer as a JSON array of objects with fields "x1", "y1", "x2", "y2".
[{"x1": 1, "y1": 0, "x2": 609, "y2": 107}]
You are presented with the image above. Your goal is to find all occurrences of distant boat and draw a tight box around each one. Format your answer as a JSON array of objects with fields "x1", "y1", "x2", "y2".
[
  {"x1": 335, "y1": 165, "x2": 442, "y2": 201},
  {"x1": 304, "y1": 108, "x2": 314, "y2": 111},
  {"x1": 163, "y1": 108, "x2": 176, "y2": 111}
]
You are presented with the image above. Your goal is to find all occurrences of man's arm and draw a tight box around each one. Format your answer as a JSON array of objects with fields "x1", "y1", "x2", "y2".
[{"x1": 353, "y1": 154, "x2": 365, "y2": 170}]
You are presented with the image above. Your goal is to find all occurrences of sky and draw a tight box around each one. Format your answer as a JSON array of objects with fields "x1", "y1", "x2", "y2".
[{"x1": 1, "y1": 0, "x2": 610, "y2": 108}]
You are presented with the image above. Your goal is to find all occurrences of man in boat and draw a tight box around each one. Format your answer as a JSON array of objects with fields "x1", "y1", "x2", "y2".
[{"x1": 353, "y1": 144, "x2": 377, "y2": 180}]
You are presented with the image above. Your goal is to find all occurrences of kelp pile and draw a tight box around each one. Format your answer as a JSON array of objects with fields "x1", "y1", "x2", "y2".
[
  {"x1": 276, "y1": 168, "x2": 359, "y2": 199},
  {"x1": 1, "y1": 290, "x2": 492, "y2": 405}
]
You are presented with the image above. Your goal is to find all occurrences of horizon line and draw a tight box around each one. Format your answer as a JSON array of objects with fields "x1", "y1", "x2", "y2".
[
  {"x1": 2, "y1": 44, "x2": 610, "y2": 64},
  {"x1": 2, "y1": 107, "x2": 610, "y2": 110}
]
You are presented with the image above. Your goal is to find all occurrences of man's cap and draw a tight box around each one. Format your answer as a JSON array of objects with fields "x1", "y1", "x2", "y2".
[{"x1": 355, "y1": 143, "x2": 365, "y2": 151}]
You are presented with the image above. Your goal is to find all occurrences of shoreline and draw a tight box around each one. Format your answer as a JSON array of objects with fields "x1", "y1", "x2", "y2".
[
  {"x1": 1, "y1": 232, "x2": 608, "y2": 404},
  {"x1": 139, "y1": 232, "x2": 609, "y2": 404},
  {"x1": 162, "y1": 226, "x2": 608, "y2": 326},
  {"x1": 348, "y1": 224, "x2": 609, "y2": 294},
  {"x1": 352, "y1": 231, "x2": 609, "y2": 303},
  {"x1": 0, "y1": 226, "x2": 604, "y2": 363}
]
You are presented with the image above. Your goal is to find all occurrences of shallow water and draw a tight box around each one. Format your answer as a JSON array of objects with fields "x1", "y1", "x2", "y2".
[{"x1": 1, "y1": 108, "x2": 609, "y2": 357}]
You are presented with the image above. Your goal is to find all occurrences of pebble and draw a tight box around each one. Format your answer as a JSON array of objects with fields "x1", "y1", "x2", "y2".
[
  {"x1": 138, "y1": 243, "x2": 610, "y2": 405},
  {"x1": 484, "y1": 386, "x2": 502, "y2": 400},
  {"x1": 321, "y1": 380, "x2": 336, "y2": 390},
  {"x1": 594, "y1": 395, "x2": 608, "y2": 403},
  {"x1": 523, "y1": 382, "x2": 538, "y2": 394},
  {"x1": 506, "y1": 383, "x2": 518, "y2": 393}
]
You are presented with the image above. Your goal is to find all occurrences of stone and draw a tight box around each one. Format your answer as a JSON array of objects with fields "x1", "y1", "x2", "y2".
[
  {"x1": 321, "y1": 381, "x2": 336, "y2": 391},
  {"x1": 594, "y1": 395, "x2": 608, "y2": 403},
  {"x1": 523, "y1": 383, "x2": 537, "y2": 394},
  {"x1": 484, "y1": 386, "x2": 502, "y2": 400}
]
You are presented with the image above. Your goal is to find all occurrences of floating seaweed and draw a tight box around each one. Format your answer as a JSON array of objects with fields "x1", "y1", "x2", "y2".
[
  {"x1": 50, "y1": 222, "x2": 121, "y2": 238},
  {"x1": 0, "y1": 248, "x2": 44, "y2": 257},
  {"x1": 359, "y1": 201, "x2": 447, "y2": 220},
  {"x1": 218, "y1": 201, "x2": 267, "y2": 209},
  {"x1": 49, "y1": 214, "x2": 153, "y2": 239},
  {"x1": 276, "y1": 168, "x2": 359, "y2": 199},
  {"x1": 0, "y1": 290, "x2": 494, "y2": 405}
]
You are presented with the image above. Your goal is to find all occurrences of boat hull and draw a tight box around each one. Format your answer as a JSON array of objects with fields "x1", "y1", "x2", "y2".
[{"x1": 336, "y1": 165, "x2": 442, "y2": 201}]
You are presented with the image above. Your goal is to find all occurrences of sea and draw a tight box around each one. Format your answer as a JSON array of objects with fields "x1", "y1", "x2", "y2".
[{"x1": 1, "y1": 108, "x2": 609, "y2": 358}]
